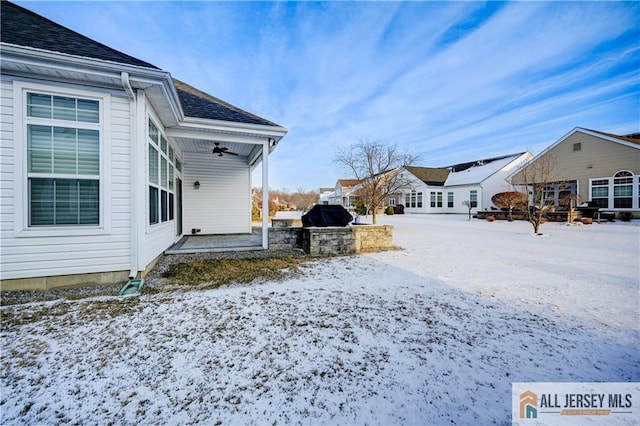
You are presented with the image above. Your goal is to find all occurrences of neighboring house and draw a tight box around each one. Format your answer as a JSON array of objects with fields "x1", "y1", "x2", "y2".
[
  {"x1": 510, "y1": 127, "x2": 640, "y2": 218},
  {"x1": 398, "y1": 166, "x2": 450, "y2": 213},
  {"x1": 400, "y1": 153, "x2": 532, "y2": 214},
  {"x1": 329, "y1": 179, "x2": 361, "y2": 208},
  {"x1": 318, "y1": 187, "x2": 334, "y2": 205},
  {"x1": 0, "y1": 2, "x2": 287, "y2": 290}
]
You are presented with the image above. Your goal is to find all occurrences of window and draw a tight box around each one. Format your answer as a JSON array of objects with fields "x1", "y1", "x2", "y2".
[
  {"x1": 591, "y1": 180, "x2": 609, "y2": 208},
  {"x1": 448, "y1": 192, "x2": 454, "y2": 208},
  {"x1": 405, "y1": 190, "x2": 422, "y2": 208},
  {"x1": 470, "y1": 190, "x2": 478, "y2": 208},
  {"x1": 573, "y1": 142, "x2": 581, "y2": 151},
  {"x1": 26, "y1": 92, "x2": 100, "y2": 226},
  {"x1": 614, "y1": 171, "x2": 633, "y2": 208},
  {"x1": 589, "y1": 171, "x2": 639, "y2": 210},
  {"x1": 148, "y1": 119, "x2": 176, "y2": 225},
  {"x1": 429, "y1": 191, "x2": 441, "y2": 208},
  {"x1": 388, "y1": 198, "x2": 396, "y2": 207}
]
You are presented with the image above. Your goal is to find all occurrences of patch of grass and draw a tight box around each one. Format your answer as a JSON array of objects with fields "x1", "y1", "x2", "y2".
[
  {"x1": 161, "y1": 256, "x2": 310, "y2": 288},
  {"x1": 1, "y1": 297, "x2": 142, "y2": 331}
]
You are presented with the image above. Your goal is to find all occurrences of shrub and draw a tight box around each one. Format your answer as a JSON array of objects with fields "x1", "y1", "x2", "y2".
[
  {"x1": 394, "y1": 204, "x2": 405, "y2": 214},
  {"x1": 354, "y1": 200, "x2": 368, "y2": 216},
  {"x1": 386, "y1": 206, "x2": 394, "y2": 215},
  {"x1": 491, "y1": 191, "x2": 528, "y2": 211},
  {"x1": 619, "y1": 212, "x2": 633, "y2": 222}
]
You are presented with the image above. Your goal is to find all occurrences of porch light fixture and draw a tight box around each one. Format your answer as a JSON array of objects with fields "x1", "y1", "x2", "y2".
[{"x1": 194, "y1": 180, "x2": 200, "y2": 189}]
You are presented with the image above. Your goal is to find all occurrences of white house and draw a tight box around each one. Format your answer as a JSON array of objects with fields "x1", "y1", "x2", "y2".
[
  {"x1": 0, "y1": 2, "x2": 287, "y2": 290},
  {"x1": 328, "y1": 179, "x2": 361, "y2": 208},
  {"x1": 400, "y1": 152, "x2": 532, "y2": 214}
]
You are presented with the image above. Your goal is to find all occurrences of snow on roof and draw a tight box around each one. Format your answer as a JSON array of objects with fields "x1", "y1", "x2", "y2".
[{"x1": 444, "y1": 153, "x2": 526, "y2": 186}]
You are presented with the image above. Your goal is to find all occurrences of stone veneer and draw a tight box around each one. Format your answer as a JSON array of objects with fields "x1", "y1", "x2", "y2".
[{"x1": 269, "y1": 225, "x2": 394, "y2": 256}]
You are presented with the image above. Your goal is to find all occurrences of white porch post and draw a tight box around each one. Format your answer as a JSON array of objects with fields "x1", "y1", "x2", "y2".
[{"x1": 261, "y1": 140, "x2": 269, "y2": 249}]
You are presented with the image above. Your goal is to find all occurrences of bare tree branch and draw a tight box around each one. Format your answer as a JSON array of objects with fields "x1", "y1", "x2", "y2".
[{"x1": 334, "y1": 139, "x2": 419, "y2": 224}]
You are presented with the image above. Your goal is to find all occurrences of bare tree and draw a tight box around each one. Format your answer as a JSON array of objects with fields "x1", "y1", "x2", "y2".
[
  {"x1": 334, "y1": 139, "x2": 419, "y2": 224},
  {"x1": 289, "y1": 188, "x2": 319, "y2": 212},
  {"x1": 513, "y1": 154, "x2": 558, "y2": 234}
]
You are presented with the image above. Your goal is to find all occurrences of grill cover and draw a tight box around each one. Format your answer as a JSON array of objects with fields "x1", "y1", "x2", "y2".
[{"x1": 302, "y1": 205, "x2": 353, "y2": 227}]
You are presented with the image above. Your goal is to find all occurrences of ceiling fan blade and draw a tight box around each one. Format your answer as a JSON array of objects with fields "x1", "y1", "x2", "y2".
[{"x1": 225, "y1": 151, "x2": 239, "y2": 156}]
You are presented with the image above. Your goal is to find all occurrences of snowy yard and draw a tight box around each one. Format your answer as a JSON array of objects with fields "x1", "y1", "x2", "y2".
[{"x1": 1, "y1": 215, "x2": 639, "y2": 425}]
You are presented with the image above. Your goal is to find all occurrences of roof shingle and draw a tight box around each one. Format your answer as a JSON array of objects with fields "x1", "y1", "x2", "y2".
[
  {"x1": 173, "y1": 79, "x2": 279, "y2": 126},
  {"x1": 1, "y1": 1, "x2": 159, "y2": 69}
]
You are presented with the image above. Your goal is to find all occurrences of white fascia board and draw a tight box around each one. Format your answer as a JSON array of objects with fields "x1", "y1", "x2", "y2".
[
  {"x1": 166, "y1": 127, "x2": 267, "y2": 145},
  {"x1": 1, "y1": 43, "x2": 167, "y2": 80},
  {"x1": 1, "y1": 43, "x2": 183, "y2": 123},
  {"x1": 176, "y1": 118, "x2": 288, "y2": 140}
]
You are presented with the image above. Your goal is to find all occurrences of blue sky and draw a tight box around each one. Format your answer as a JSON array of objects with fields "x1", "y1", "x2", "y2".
[{"x1": 16, "y1": 1, "x2": 640, "y2": 191}]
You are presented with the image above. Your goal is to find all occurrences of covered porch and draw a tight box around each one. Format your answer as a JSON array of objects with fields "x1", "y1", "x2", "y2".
[{"x1": 166, "y1": 108, "x2": 286, "y2": 250}]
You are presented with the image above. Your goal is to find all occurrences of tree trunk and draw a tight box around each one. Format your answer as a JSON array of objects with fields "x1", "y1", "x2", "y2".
[{"x1": 372, "y1": 209, "x2": 377, "y2": 224}]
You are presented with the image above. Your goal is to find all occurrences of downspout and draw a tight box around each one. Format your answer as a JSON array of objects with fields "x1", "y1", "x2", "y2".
[{"x1": 121, "y1": 72, "x2": 139, "y2": 279}]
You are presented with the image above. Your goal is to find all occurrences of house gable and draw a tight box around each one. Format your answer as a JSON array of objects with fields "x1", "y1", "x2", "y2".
[
  {"x1": 509, "y1": 127, "x2": 640, "y2": 213},
  {"x1": 511, "y1": 127, "x2": 640, "y2": 185}
]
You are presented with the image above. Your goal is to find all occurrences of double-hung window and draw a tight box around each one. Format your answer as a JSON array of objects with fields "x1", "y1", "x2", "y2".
[
  {"x1": 470, "y1": 190, "x2": 478, "y2": 207},
  {"x1": 26, "y1": 92, "x2": 100, "y2": 226},
  {"x1": 589, "y1": 171, "x2": 638, "y2": 210},
  {"x1": 613, "y1": 171, "x2": 633, "y2": 208},
  {"x1": 148, "y1": 119, "x2": 176, "y2": 225}
]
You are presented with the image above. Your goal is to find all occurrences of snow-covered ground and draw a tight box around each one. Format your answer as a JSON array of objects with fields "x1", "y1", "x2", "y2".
[{"x1": 1, "y1": 215, "x2": 639, "y2": 425}]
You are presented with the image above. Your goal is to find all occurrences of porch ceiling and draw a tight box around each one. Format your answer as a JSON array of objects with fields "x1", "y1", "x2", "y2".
[{"x1": 174, "y1": 138, "x2": 257, "y2": 157}]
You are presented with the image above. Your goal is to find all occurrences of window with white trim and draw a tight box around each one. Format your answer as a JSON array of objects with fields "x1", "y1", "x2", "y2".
[
  {"x1": 470, "y1": 190, "x2": 478, "y2": 207},
  {"x1": 388, "y1": 198, "x2": 396, "y2": 206},
  {"x1": 590, "y1": 179, "x2": 609, "y2": 208},
  {"x1": 26, "y1": 92, "x2": 100, "y2": 226},
  {"x1": 429, "y1": 191, "x2": 442, "y2": 208},
  {"x1": 447, "y1": 192, "x2": 454, "y2": 208},
  {"x1": 148, "y1": 119, "x2": 175, "y2": 225},
  {"x1": 405, "y1": 190, "x2": 422, "y2": 208},
  {"x1": 589, "y1": 170, "x2": 639, "y2": 210},
  {"x1": 613, "y1": 171, "x2": 633, "y2": 208}
]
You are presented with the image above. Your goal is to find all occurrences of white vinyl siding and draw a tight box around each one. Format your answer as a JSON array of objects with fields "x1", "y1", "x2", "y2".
[
  {"x1": 138, "y1": 103, "x2": 183, "y2": 270},
  {"x1": 183, "y1": 151, "x2": 250, "y2": 235},
  {"x1": 0, "y1": 79, "x2": 132, "y2": 281}
]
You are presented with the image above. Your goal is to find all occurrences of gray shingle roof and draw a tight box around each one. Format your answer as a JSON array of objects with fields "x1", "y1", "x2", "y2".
[
  {"x1": 174, "y1": 79, "x2": 279, "y2": 127},
  {"x1": 1, "y1": 1, "x2": 159, "y2": 69}
]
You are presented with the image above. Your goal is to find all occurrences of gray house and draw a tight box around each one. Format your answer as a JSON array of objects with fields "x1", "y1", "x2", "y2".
[{"x1": 0, "y1": 2, "x2": 287, "y2": 290}]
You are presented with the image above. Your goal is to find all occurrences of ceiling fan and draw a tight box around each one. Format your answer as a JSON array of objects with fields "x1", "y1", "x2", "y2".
[{"x1": 212, "y1": 142, "x2": 239, "y2": 157}]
